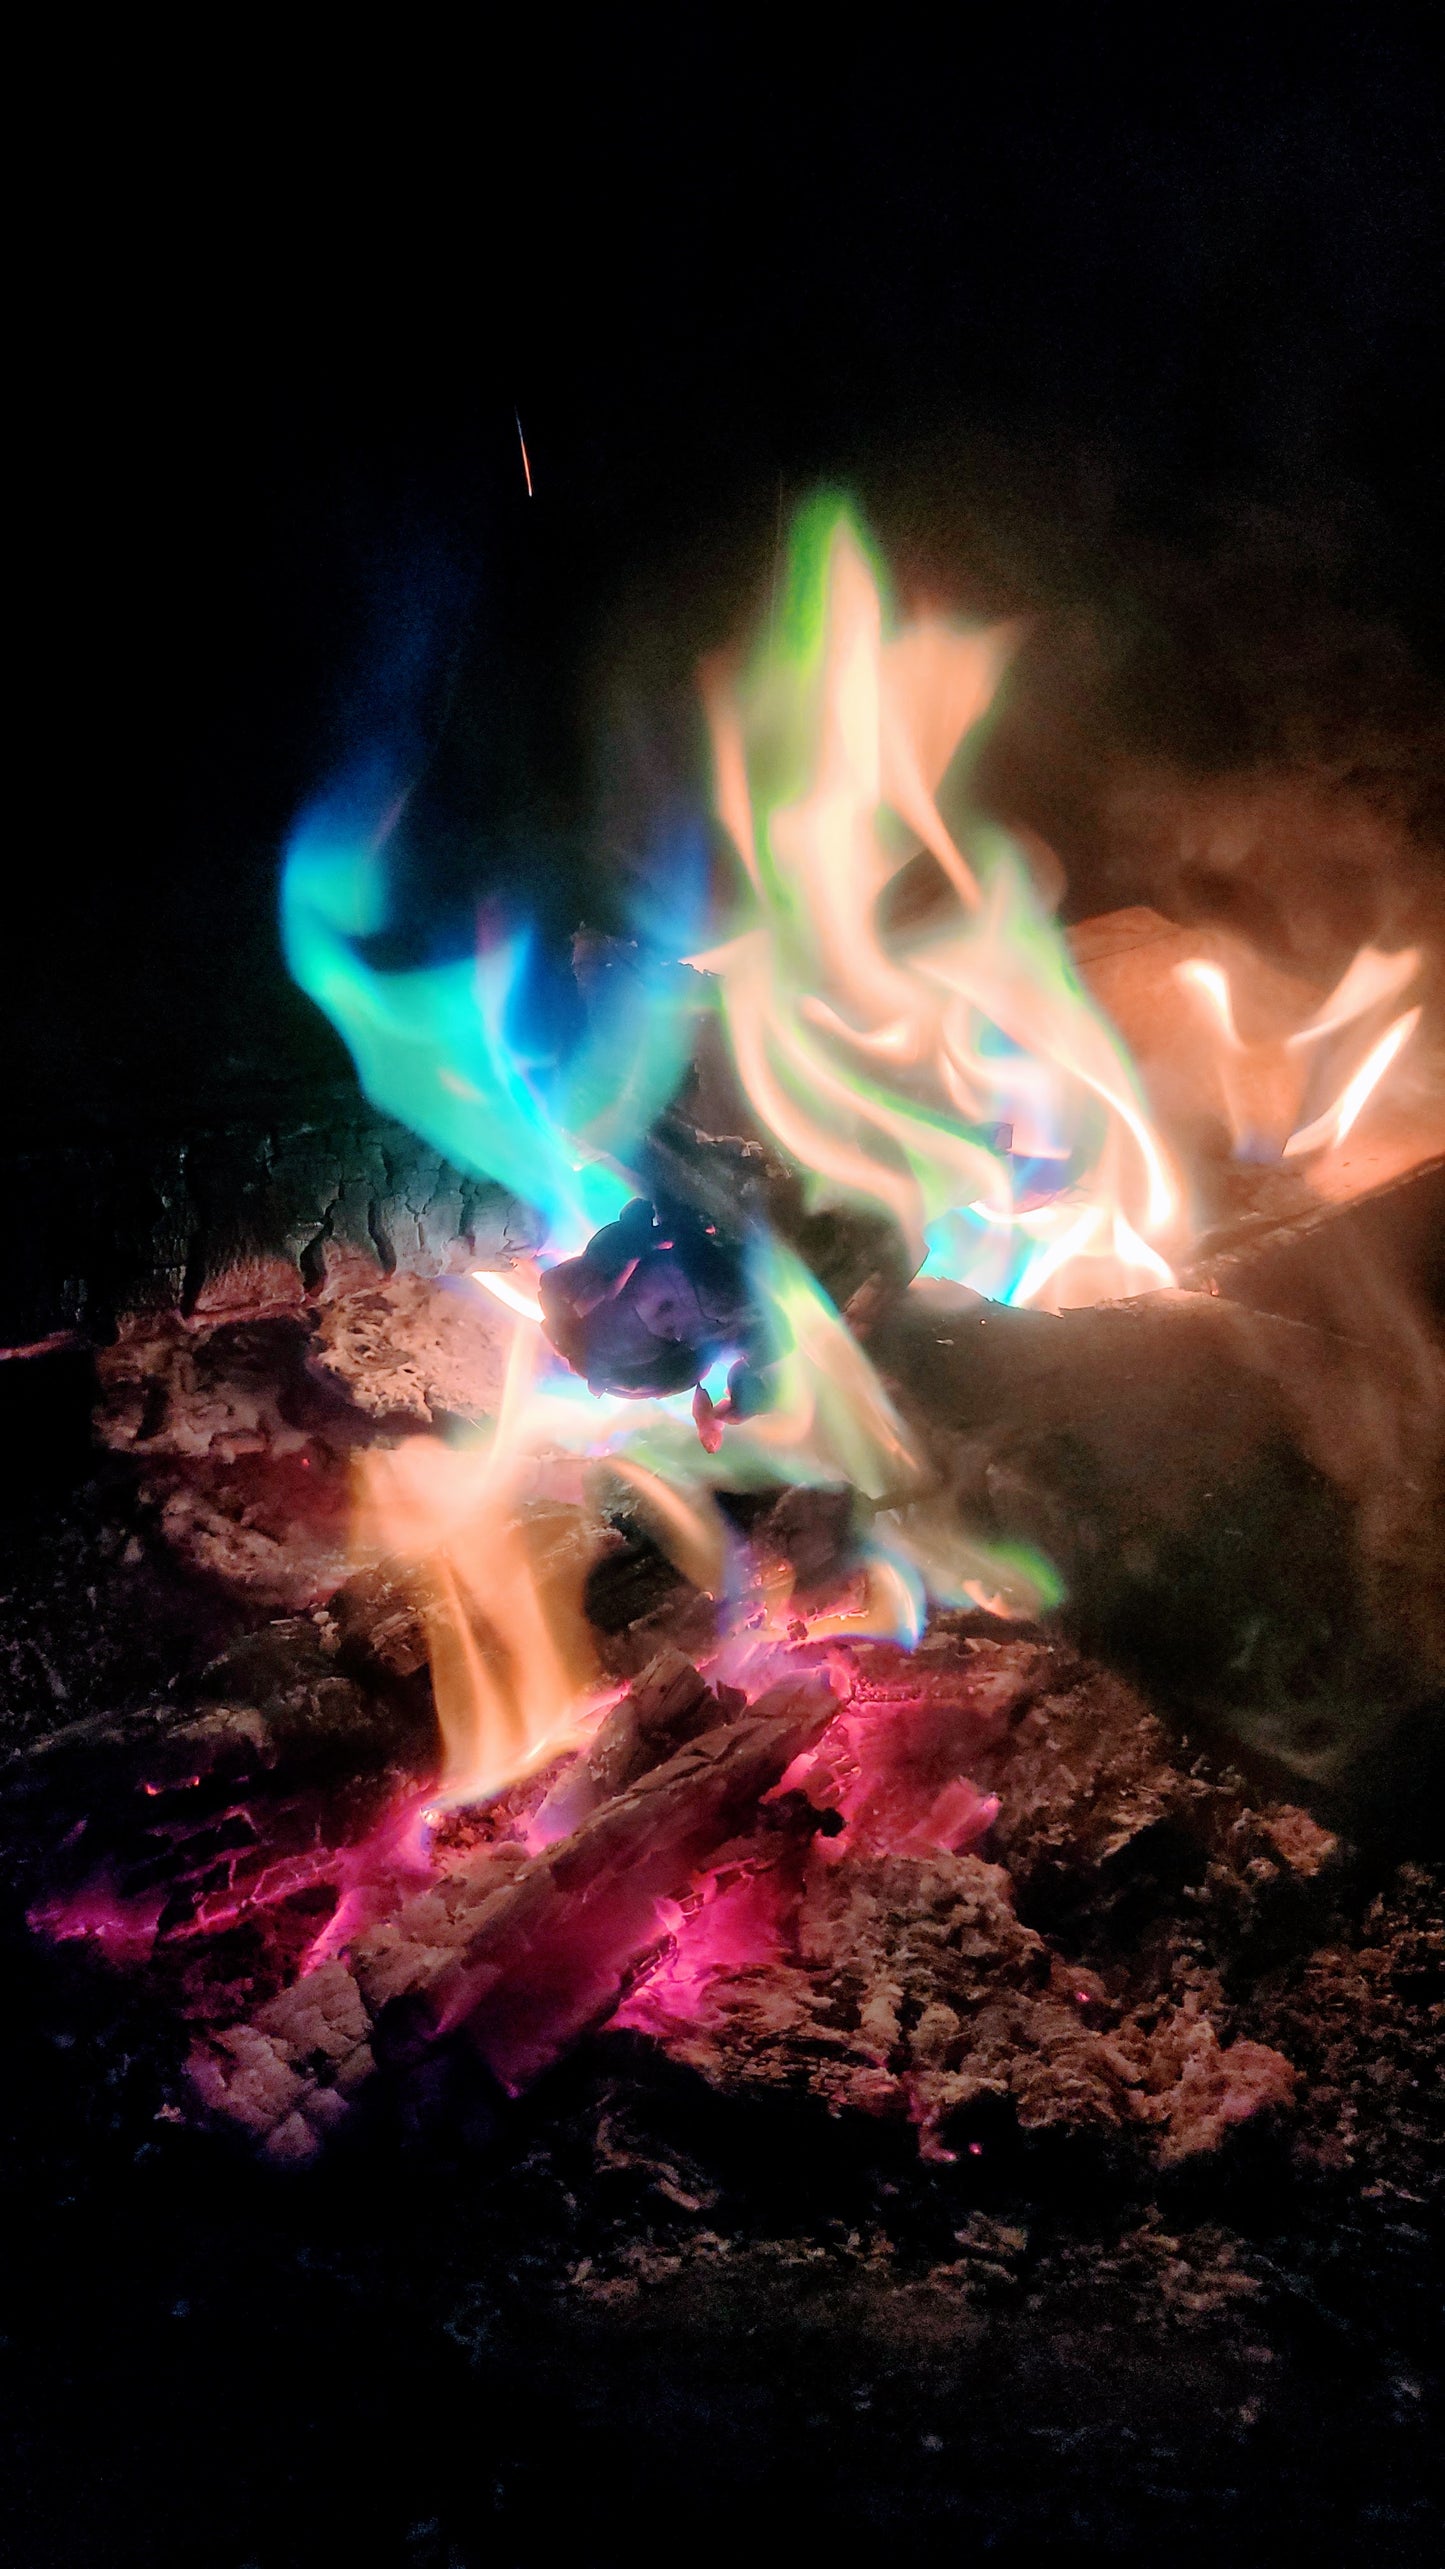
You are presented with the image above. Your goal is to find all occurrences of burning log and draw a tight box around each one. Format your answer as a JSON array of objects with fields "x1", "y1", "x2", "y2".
[
  {"x1": 1185, "y1": 1152, "x2": 1445, "y2": 1328},
  {"x1": 185, "y1": 1664, "x2": 837, "y2": 2158},
  {"x1": 421, "y1": 1669, "x2": 837, "y2": 2077},
  {"x1": 13, "y1": 1573, "x2": 1335, "y2": 2189},
  {"x1": 530, "y1": 1645, "x2": 743, "y2": 1835},
  {"x1": 164, "y1": 1626, "x2": 1323, "y2": 2177},
  {"x1": 865, "y1": 1277, "x2": 1445, "y2": 1787}
]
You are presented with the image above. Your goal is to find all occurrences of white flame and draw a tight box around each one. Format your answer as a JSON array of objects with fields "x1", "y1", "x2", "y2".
[
  {"x1": 473, "y1": 1269, "x2": 545, "y2": 1322},
  {"x1": 1282, "y1": 1006, "x2": 1424, "y2": 1158}
]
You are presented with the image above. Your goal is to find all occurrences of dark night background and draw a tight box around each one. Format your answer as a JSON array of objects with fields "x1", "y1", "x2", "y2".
[
  {"x1": 6, "y1": 19, "x2": 1445, "y2": 2566},
  {"x1": 18, "y1": 14, "x2": 1445, "y2": 1125}
]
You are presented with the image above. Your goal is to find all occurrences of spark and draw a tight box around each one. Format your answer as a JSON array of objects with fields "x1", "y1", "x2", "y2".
[{"x1": 515, "y1": 410, "x2": 534, "y2": 498}]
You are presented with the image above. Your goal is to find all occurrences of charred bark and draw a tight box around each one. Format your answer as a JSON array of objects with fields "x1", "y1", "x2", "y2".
[
  {"x1": 867, "y1": 1278, "x2": 1445, "y2": 1790},
  {"x1": 1, "y1": 1090, "x2": 532, "y2": 1352}
]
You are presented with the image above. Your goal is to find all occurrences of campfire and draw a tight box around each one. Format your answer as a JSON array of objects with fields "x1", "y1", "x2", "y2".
[{"x1": 11, "y1": 500, "x2": 1444, "y2": 2191}]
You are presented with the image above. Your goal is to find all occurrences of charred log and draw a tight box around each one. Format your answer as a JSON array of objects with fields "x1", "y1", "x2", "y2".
[
  {"x1": 1, "y1": 1090, "x2": 531, "y2": 1353},
  {"x1": 866, "y1": 1280, "x2": 1445, "y2": 1790},
  {"x1": 185, "y1": 1667, "x2": 838, "y2": 2157}
]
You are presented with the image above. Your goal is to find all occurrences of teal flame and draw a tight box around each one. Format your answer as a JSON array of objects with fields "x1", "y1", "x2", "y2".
[{"x1": 281, "y1": 771, "x2": 701, "y2": 1249}]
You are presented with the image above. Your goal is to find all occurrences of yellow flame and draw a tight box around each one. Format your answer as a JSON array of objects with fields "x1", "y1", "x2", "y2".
[{"x1": 355, "y1": 1322, "x2": 605, "y2": 1805}]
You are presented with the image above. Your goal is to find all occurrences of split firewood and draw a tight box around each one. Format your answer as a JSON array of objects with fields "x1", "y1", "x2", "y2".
[
  {"x1": 186, "y1": 1669, "x2": 837, "y2": 2159},
  {"x1": 530, "y1": 1645, "x2": 741, "y2": 1838}
]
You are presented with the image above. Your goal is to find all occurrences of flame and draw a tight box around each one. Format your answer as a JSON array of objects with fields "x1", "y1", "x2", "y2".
[
  {"x1": 276, "y1": 498, "x2": 1439, "y2": 1833},
  {"x1": 281, "y1": 766, "x2": 702, "y2": 1252},
  {"x1": 1285, "y1": 945, "x2": 1421, "y2": 1052},
  {"x1": 473, "y1": 1268, "x2": 546, "y2": 1322},
  {"x1": 1175, "y1": 941, "x2": 1423, "y2": 1163},
  {"x1": 1282, "y1": 1005, "x2": 1423, "y2": 1159},
  {"x1": 353, "y1": 1239, "x2": 1057, "y2": 1808},
  {"x1": 355, "y1": 1322, "x2": 606, "y2": 1804},
  {"x1": 1177, "y1": 959, "x2": 1244, "y2": 1050},
  {"x1": 292, "y1": 500, "x2": 1193, "y2": 1808},
  {"x1": 694, "y1": 501, "x2": 1183, "y2": 1311}
]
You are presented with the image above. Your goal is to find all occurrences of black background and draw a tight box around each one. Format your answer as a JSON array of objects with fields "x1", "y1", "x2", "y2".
[{"x1": 19, "y1": 13, "x2": 1445, "y2": 1121}]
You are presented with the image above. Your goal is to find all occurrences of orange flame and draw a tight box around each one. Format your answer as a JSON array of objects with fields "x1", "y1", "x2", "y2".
[
  {"x1": 355, "y1": 1321, "x2": 605, "y2": 1805},
  {"x1": 1175, "y1": 942, "x2": 1423, "y2": 1163}
]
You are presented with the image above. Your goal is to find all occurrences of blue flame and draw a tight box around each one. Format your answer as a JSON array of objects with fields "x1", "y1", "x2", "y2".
[{"x1": 282, "y1": 759, "x2": 702, "y2": 1251}]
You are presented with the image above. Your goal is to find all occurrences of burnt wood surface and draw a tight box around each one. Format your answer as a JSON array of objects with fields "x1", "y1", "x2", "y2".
[
  {"x1": 868, "y1": 1279, "x2": 1445, "y2": 1790},
  {"x1": 1, "y1": 1088, "x2": 533, "y2": 1352},
  {"x1": 3, "y1": 1480, "x2": 1441, "y2": 2564},
  {"x1": 8, "y1": 1071, "x2": 1439, "y2": 1359}
]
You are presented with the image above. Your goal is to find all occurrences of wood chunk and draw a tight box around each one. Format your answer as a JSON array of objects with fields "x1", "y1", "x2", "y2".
[
  {"x1": 307, "y1": 1272, "x2": 515, "y2": 1426},
  {"x1": 329, "y1": 1566, "x2": 430, "y2": 1679},
  {"x1": 187, "y1": 1959, "x2": 379, "y2": 2157},
  {"x1": 185, "y1": 1670, "x2": 838, "y2": 2152},
  {"x1": 426, "y1": 1675, "x2": 839, "y2": 2086},
  {"x1": 2, "y1": 1095, "x2": 532, "y2": 1353},
  {"x1": 88, "y1": 1276, "x2": 523, "y2": 1606},
  {"x1": 95, "y1": 1277, "x2": 517, "y2": 1463},
  {"x1": 531, "y1": 1647, "x2": 727, "y2": 1839},
  {"x1": 867, "y1": 1282, "x2": 1445, "y2": 1786}
]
